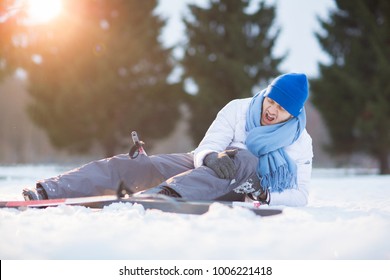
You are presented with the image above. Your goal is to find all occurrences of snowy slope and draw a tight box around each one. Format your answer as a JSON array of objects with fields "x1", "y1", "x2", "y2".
[{"x1": 0, "y1": 165, "x2": 389, "y2": 260}]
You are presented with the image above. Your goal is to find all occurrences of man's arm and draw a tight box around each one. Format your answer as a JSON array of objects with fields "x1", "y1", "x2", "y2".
[
  {"x1": 268, "y1": 131, "x2": 314, "y2": 206},
  {"x1": 193, "y1": 100, "x2": 240, "y2": 168},
  {"x1": 268, "y1": 159, "x2": 312, "y2": 206}
]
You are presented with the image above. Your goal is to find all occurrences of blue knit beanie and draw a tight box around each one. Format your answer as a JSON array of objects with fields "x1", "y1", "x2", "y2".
[{"x1": 266, "y1": 73, "x2": 309, "y2": 117}]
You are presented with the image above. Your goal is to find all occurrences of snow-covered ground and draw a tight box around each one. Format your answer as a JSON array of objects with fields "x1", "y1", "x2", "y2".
[{"x1": 0, "y1": 164, "x2": 389, "y2": 260}]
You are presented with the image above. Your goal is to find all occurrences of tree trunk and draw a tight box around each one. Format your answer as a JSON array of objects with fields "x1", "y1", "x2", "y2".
[{"x1": 378, "y1": 152, "x2": 390, "y2": 175}]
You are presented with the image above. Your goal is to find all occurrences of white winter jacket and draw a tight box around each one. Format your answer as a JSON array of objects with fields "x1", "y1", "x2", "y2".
[{"x1": 193, "y1": 98, "x2": 314, "y2": 207}]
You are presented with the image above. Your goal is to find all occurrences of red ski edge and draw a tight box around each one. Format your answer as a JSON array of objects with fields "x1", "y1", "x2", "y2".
[{"x1": 0, "y1": 195, "x2": 118, "y2": 208}]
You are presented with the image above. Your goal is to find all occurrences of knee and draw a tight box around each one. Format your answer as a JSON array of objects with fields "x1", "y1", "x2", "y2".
[
  {"x1": 235, "y1": 149, "x2": 258, "y2": 166},
  {"x1": 233, "y1": 149, "x2": 258, "y2": 178}
]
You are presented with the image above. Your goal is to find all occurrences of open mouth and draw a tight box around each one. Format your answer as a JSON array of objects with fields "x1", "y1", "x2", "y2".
[{"x1": 265, "y1": 111, "x2": 276, "y2": 122}]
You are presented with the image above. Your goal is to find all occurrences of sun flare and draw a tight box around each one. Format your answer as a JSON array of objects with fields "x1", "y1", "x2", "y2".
[{"x1": 25, "y1": 0, "x2": 62, "y2": 23}]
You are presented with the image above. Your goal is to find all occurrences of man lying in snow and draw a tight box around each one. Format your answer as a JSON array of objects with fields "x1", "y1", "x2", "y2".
[{"x1": 23, "y1": 73, "x2": 313, "y2": 207}]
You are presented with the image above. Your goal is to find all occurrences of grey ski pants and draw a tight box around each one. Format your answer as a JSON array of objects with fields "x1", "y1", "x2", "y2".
[{"x1": 39, "y1": 149, "x2": 259, "y2": 200}]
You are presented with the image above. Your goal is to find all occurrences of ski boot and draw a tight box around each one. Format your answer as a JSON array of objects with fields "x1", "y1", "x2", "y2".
[{"x1": 22, "y1": 185, "x2": 48, "y2": 201}]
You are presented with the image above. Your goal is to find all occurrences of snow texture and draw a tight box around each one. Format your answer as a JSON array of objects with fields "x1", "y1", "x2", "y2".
[{"x1": 0, "y1": 165, "x2": 389, "y2": 260}]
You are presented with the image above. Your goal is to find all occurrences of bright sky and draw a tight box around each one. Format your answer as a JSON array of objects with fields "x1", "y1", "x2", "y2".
[{"x1": 157, "y1": 0, "x2": 336, "y2": 78}]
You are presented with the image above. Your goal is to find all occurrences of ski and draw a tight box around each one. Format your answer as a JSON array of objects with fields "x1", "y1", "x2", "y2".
[{"x1": 0, "y1": 194, "x2": 282, "y2": 217}]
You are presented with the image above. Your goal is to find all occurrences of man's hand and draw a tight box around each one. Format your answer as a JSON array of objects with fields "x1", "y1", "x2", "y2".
[{"x1": 203, "y1": 149, "x2": 238, "y2": 179}]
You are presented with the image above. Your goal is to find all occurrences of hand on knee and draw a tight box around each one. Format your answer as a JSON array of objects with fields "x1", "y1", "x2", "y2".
[{"x1": 203, "y1": 149, "x2": 238, "y2": 179}]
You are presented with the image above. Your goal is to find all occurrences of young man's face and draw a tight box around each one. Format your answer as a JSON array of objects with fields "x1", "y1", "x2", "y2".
[{"x1": 261, "y1": 97, "x2": 292, "y2": 126}]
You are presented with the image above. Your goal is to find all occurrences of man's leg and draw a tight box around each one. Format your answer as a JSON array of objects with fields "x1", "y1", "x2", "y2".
[
  {"x1": 38, "y1": 153, "x2": 194, "y2": 199},
  {"x1": 148, "y1": 149, "x2": 259, "y2": 201}
]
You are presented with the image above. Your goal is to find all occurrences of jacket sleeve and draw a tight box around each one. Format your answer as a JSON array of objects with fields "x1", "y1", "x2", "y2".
[
  {"x1": 193, "y1": 100, "x2": 239, "y2": 168},
  {"x1": 268, "y1": 131, "x2": 314, "y2": 207},
  {"x1": 268, "y1": 159, "x2": 312, "y2": 206}
]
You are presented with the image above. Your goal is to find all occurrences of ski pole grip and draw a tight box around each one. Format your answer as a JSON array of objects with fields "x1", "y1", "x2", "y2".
[
  {"x1": 131, "y1": 131, "x2": 140, "y2": 145},
  {"x1": 129, "y1": 131, "x2": 147, "y2": 158}
]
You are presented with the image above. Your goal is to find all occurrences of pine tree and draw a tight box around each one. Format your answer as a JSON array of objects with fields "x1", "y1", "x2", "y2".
[
  {"x1": 181, "y1": 0, "x2": 282, "y2": 144},
  {"x1": 312, "y1": 0, "x2": 390, "y2": 174},
  {"x1": 3, "y1": 0, "x2": 180, "y2": 157},
  {"x1": 0, "y1": 0, "x2": 24, "y2": 81}
]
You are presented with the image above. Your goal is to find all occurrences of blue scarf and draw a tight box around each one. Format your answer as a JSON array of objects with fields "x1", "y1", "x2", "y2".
[{"x1": 245, "y1": 90, "x2": 306, "y2": 192}]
